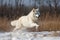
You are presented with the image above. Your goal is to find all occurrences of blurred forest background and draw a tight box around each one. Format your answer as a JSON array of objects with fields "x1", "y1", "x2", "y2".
[{"x1": 0, "y1": 0, "x2": 60, "y2": 32}]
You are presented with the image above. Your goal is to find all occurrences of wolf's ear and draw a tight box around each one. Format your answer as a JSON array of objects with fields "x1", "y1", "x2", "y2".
[
  {"x1": 37, "y1": 8, "x2": 39, "y2": 10},
  {"x1": 33, "y1": 8, "x2": 35, "y2": 12}
]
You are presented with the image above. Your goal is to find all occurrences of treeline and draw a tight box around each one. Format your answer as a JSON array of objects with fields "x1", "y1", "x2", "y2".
[{"x1": 0, "y1": 0, "x2": 60, "y2": 19}]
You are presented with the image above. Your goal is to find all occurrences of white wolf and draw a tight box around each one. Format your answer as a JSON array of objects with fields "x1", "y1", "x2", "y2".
[{"x1": 11, "y1": 8, "x2": 40, "y2": 31}]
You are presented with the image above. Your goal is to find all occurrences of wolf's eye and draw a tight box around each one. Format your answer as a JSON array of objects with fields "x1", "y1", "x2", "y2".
[{"x1": 33, "y1": 10, "x2": 35, "y2": 12}]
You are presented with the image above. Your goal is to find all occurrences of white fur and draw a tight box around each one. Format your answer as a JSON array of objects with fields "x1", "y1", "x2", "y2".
[{"x1": 11, "y1": 8, "x2": 40, "y2": 31}]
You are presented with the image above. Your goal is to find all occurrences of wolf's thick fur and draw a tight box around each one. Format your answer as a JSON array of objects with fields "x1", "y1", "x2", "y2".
[{"x1": 11, "y1": 8, "x2": 40, "y2": 31}]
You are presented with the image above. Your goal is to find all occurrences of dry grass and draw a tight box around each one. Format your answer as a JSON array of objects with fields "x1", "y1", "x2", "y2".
[
  {"x1": 0, "y1": 13, "x2": 60, "y2": 32},
  {"x1": 39, "y1": 21, "x2": 60, "y2": 31},
  {"x1": 0, "y1": 17, "x2": 13, "y2": 32},
  {"x1": 39, "y1": 13, "x2": 60, "y2": 31}
]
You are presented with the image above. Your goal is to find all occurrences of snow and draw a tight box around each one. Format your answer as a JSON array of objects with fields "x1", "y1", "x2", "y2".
[{"x1": 0, "y1": 31, "x2": 60, "y2": 40}]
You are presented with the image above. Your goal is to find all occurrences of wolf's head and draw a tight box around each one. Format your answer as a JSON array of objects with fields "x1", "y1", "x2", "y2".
[
  {"x1": 33, "y1": 8, "x2": 40, "y2": 22},
  {"x1": 32, "y1": 8, "x2": 40, "y2": 18},
  {"x1": 28, "y1": 8, "x2": 40, "y2": 21}
]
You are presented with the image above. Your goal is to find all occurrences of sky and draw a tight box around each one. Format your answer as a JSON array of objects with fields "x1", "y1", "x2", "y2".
[
  {"x1": 2, "y1": 0, "x2": 34, "y2": 6},
  {"x1": 1, "y1": 0, "x2": 60, "y2": 7}
]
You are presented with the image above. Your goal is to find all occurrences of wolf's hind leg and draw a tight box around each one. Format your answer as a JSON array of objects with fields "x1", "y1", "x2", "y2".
[
  {"x1": 12, "y1": 21, "x2": 22, "y2": 32},
  {"x1": 13, "y1": 26, "x2": 21, "y2": 32}
]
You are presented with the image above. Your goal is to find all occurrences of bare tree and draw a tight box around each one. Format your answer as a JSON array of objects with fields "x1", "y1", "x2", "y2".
[
  {"x1": 33, "y1": 0, "x2": 41, "y2": 8},
  {"x1": 33, "y1": 0, "x2": 37, "y2": 7},
  {"x1": 53, "y1": 0, "x2": 59, "y2": 13},
  {"x1": 8, "y1": 0, "x2": 11, "y2": 7},
  {"x1": 46, "y1": 0, "x2": 52, "y2": 12},
  {"x1": 35, "y1": 0, "x2": 40, "y2": 7},
  {"x1": 0, "y1": 0, "x2": 4, "y2": 6},
  {"x1": 29, "y1": 0, "x2": 32, "y2": 5},
  {"x1": 15, "y1": 0, "x2": 19, "y2": 7},
  {"x1": 19, "y1": 0, "x2": 22, "y2": 7}
]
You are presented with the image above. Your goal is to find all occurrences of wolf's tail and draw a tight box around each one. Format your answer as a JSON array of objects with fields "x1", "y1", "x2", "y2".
[{"x1": 11, "y1": 20, "x2": 17, "y2": 26}]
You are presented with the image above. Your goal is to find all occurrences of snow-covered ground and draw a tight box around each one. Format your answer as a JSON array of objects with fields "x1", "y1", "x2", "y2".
[{"x1": 0, "y1": 31, "x2": 60, "y2": 40}]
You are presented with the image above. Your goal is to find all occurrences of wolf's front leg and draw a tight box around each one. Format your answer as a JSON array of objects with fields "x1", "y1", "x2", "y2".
[
  {"x1": 30, "y1": 23, "x2": 39, "y2": 31},
  {"x1": 35, "y1": 25, "x2": 39, "y2": 32},
  {"x1": 35, "y1": 23, "x2": 39, "y2": 31}
]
